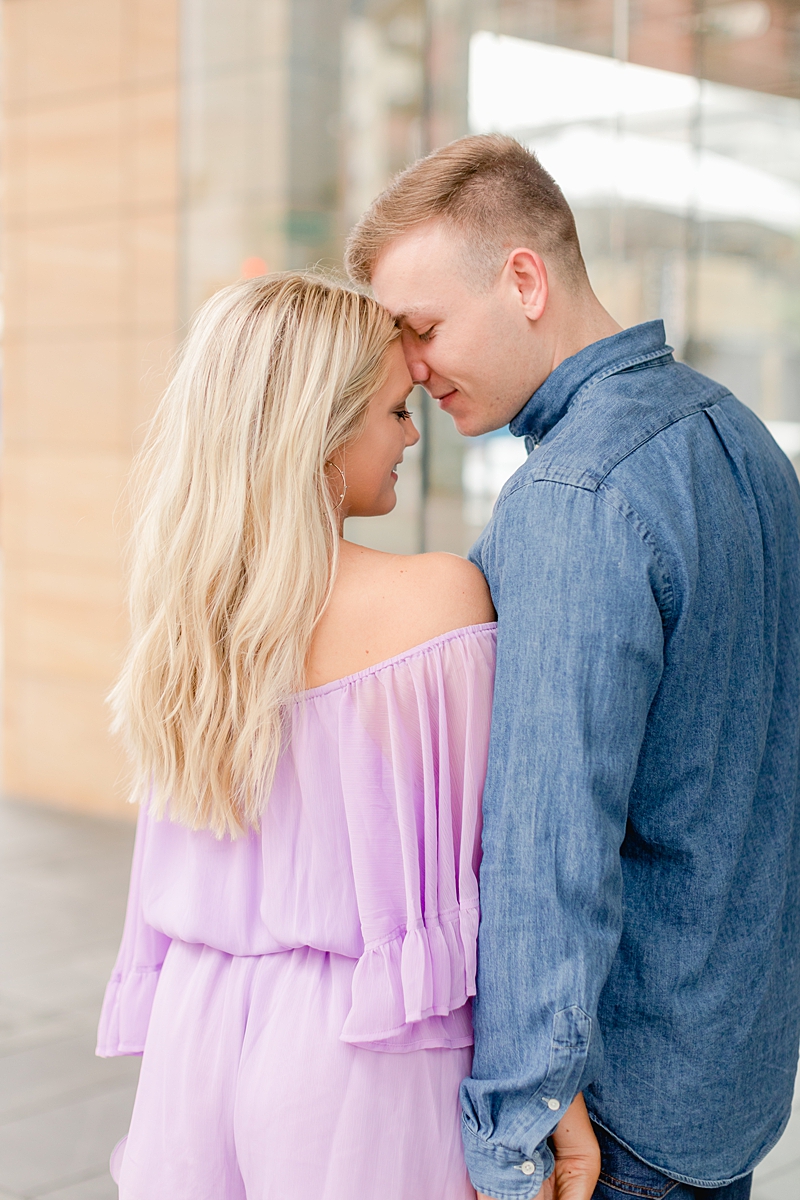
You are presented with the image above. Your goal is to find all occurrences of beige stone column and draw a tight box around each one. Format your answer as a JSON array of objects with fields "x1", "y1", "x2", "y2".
[{"x1": 2, "y1": 0, "x2": 180, "y2": 816}]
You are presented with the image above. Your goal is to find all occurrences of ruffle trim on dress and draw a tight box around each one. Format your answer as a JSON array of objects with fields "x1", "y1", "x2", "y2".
[
  {"x1": 340, "y1": 903, "x2": 479, "y2": 1051},
  {"x1": 95, "y1": 965, "x2": 162, "y2": 1057}
]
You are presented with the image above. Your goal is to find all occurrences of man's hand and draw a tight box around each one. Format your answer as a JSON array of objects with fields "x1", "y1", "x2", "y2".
[
  {"x1": 476, "y1": 1093, "x2": 600, "y2": 1200},
  {"x1": 541, "y1": 1093, "x2": 600, "y2": 1200}
]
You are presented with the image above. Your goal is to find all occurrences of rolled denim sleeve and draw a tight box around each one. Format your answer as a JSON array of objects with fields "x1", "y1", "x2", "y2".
[{"x1": 463, "y1": 479, "x2": 666, "y2": 1199}]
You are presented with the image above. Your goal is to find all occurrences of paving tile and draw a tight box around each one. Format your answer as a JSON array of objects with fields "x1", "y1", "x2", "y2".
[
  {"x1": 0, "y1": 1031, "x2": 139, "y2": 1123},
  {"x1": 752, "y1": 1091, "x2": 800, "y2": 1199},
  {"x1": 36, "y1": 1171, "x2": 118, "y2": 1199},
  {"x1": 752, "y1": 1171, "x2": 800, "y2": 1200},
  {"x1": 0, "y1": 798, "x2": 134, "y2": 1061},
  {"x1": 0, "y1": 800, "x2": 135, "y2": 1195},
  {"x1": 755, "y1": 1137, "x2": 800, "y2": 1181},
  {"x1": 2, "y1": 946, "x2": 121, "y2": 1021},
  {"x1": 0, "y1": 999, "x2": 108, "y2": 1060},
  {"x1": 0, "y1": 1081, "x2": 133, "y2": 1195}
]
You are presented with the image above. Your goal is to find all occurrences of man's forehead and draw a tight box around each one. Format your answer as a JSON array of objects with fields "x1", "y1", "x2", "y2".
[
  {"x1": 372, "y1": 224, "x2": 464, "y2": 306},
  {"x1": 380, "y1": 220, "x2": 451, "y2": 263},
  {"x1": 371, "y1": 270, "x2": 444, "y2": 322},
  {"x1": 392, "y1": 301, "x2": 439, "y2": 323},
  {"x1": 372, "y1": 252, "x2": 457, "y2": 320}
]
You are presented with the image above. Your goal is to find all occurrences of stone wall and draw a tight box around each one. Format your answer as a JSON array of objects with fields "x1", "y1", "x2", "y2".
[{"x1": 2, "y1": 0, "x2": 180, "y2": 816}]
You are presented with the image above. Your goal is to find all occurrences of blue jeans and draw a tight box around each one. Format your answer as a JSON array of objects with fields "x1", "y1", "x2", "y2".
[{"x1": 591, "y1": 1124, "x2": 753, "y2": 1200}]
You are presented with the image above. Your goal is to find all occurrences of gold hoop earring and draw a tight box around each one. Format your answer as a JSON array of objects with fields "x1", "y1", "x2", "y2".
[{"x1": 325, "y1": 461, "x2": 347, "y2": 507}]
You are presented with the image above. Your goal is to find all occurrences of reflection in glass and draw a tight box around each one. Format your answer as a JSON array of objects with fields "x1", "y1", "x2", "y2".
[
  {"x1": 462, "y1": 432, "x2": 529, "y2": 529},
  {"x1": 180, "y1": 0, "x2": 800, "y2": 557},
  {"x1": 470, "y1": 30, "x2": 800, "y2": 474}
]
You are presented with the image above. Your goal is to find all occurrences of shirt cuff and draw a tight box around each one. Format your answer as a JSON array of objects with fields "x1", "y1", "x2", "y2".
[{"x1": 461, "y1": 1119, "x2": 555, "y2": 1199}]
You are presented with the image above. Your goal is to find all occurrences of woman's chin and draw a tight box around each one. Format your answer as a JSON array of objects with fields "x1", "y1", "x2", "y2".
[
  {"x1": 349, "y1": 492, "x2": 398, "y2": 519},
  {"x1": 378, "y1": 489, "x2": 398, "y2": 516}
]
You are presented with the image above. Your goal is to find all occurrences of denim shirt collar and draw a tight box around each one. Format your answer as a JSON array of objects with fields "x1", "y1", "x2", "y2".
[{"x1": 509, "y1": 320, "x2": 673, "y2": 445}]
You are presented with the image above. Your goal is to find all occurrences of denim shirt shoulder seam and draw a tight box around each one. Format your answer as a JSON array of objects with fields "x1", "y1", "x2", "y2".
[
  {"x1": 497, "y1": 472, "x2": 595, "y2": 506},
  {"x1": 590, "y1": 391, "x2": 731, "y2": 627},
  {"x1": 493, "y1": 475, "x2": 675, "y2": 625},
  {"x1": 593, "y1": 484, "x2": 676, "y2": 624},
  {"x1": 509, "y1": 342, "x2": 672, "y2": 442},
  {"x1": 594, "y1": 385, "x2": 731, "y2": 487}
]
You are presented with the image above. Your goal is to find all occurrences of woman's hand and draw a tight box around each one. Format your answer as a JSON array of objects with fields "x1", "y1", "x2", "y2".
[{"x1": 476, "y1": 1092, "x2": 600, "y2": 1200}]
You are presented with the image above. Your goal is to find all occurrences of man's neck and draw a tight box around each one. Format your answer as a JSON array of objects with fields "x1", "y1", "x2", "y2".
[{"x1": 547, "y1": 292, "x2": 623, "y2": 378}]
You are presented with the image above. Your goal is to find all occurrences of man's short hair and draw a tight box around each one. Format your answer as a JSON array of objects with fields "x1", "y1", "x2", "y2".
[{"x1": 344, "y1": 133, "x2": 588, "y2": 289}]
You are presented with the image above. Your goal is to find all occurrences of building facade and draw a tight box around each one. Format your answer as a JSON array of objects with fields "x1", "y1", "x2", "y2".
[{"x1": 4, "y1": 0, "x2": 800, "y2": 813}]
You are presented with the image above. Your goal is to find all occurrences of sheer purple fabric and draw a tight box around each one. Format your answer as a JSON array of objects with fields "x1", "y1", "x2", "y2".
[{"x1": 97, "y1": 624, "x2": 496, "y2": 1200}]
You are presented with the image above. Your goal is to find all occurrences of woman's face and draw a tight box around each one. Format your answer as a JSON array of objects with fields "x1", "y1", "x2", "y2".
[{"x1": 333, "y1": 341, "x2": 420, "y2": 521}]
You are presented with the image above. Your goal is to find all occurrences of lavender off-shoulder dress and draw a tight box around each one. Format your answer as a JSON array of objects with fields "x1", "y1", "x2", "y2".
[{"x1": 97, "y1": 623, "x2": 497, "y2": 1200}]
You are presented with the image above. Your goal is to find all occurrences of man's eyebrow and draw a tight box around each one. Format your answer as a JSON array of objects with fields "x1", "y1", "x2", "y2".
[{"x1": 394, "y1": 308, "x2": 434, "y2": 325}]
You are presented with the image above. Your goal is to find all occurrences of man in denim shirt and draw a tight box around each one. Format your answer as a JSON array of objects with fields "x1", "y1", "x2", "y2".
[{"x1": 348, "y1": 134, "x2": 800, "y2": 1200}]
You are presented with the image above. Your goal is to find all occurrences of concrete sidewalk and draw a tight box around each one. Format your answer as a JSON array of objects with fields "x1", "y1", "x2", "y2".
[
  {"x1": 0, "y1": 799, "x2": 138, "y2": 1199},
  {"x1": 0, "y1": 796, "x2": 796, "y2": 1199}
]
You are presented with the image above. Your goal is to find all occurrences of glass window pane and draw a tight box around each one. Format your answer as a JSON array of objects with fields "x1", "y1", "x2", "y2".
[{"x1": 180, "y1": 0, "x2": 800, "y2": 558}]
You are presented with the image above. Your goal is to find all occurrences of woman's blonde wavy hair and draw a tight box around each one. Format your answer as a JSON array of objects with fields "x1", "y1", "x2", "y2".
[{"x1": 110, "y1": 272, "x2": 399, "y2": 838}]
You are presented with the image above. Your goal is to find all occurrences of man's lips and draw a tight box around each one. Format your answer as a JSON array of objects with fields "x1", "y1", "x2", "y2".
[{"x1": 434, "y1": 389, "x2": 458, "y2": 408}]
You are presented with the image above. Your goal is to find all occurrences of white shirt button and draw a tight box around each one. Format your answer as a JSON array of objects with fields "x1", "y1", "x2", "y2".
[
  {"x1": 520, "y1": 1161, "x2": 536, "y2": 1175},
  {"x1": 546, "y1": 1097, "x2": 561, "y2": 1111}
]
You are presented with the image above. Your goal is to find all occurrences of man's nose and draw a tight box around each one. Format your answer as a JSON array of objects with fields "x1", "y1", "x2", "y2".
[{"x1": 400, "y1": 341, "x2": 430, "y2": 384}]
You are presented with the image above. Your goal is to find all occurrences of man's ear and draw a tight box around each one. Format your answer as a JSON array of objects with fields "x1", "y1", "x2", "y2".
[{"x1": 505, "y1": 248, "x2": 548, "y2": 321}]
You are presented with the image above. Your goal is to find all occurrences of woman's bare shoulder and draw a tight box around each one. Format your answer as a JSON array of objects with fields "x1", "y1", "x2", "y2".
[
  {"x1": 305, "y1": 544, "x2": 494, "y2": 689},
  {"x1": 396, "y1": 552, "x2": 495, "y2": 631},
  {"x1": 364, "y1": 552, "x2": 495, "y2": 656}
]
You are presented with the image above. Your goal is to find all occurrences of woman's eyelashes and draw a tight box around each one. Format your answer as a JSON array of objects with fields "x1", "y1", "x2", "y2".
[{"x1": 395, "y1": 407, "x2": 413, "y2": 421}]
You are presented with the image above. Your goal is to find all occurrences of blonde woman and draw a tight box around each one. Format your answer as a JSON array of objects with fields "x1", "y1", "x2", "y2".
[
  {"x1": 97, "y1": 272, "x2": 495, "y2": 1199},
  {"x1": 98, "y1": 273, "x2": 595, "y2": 1200}
]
